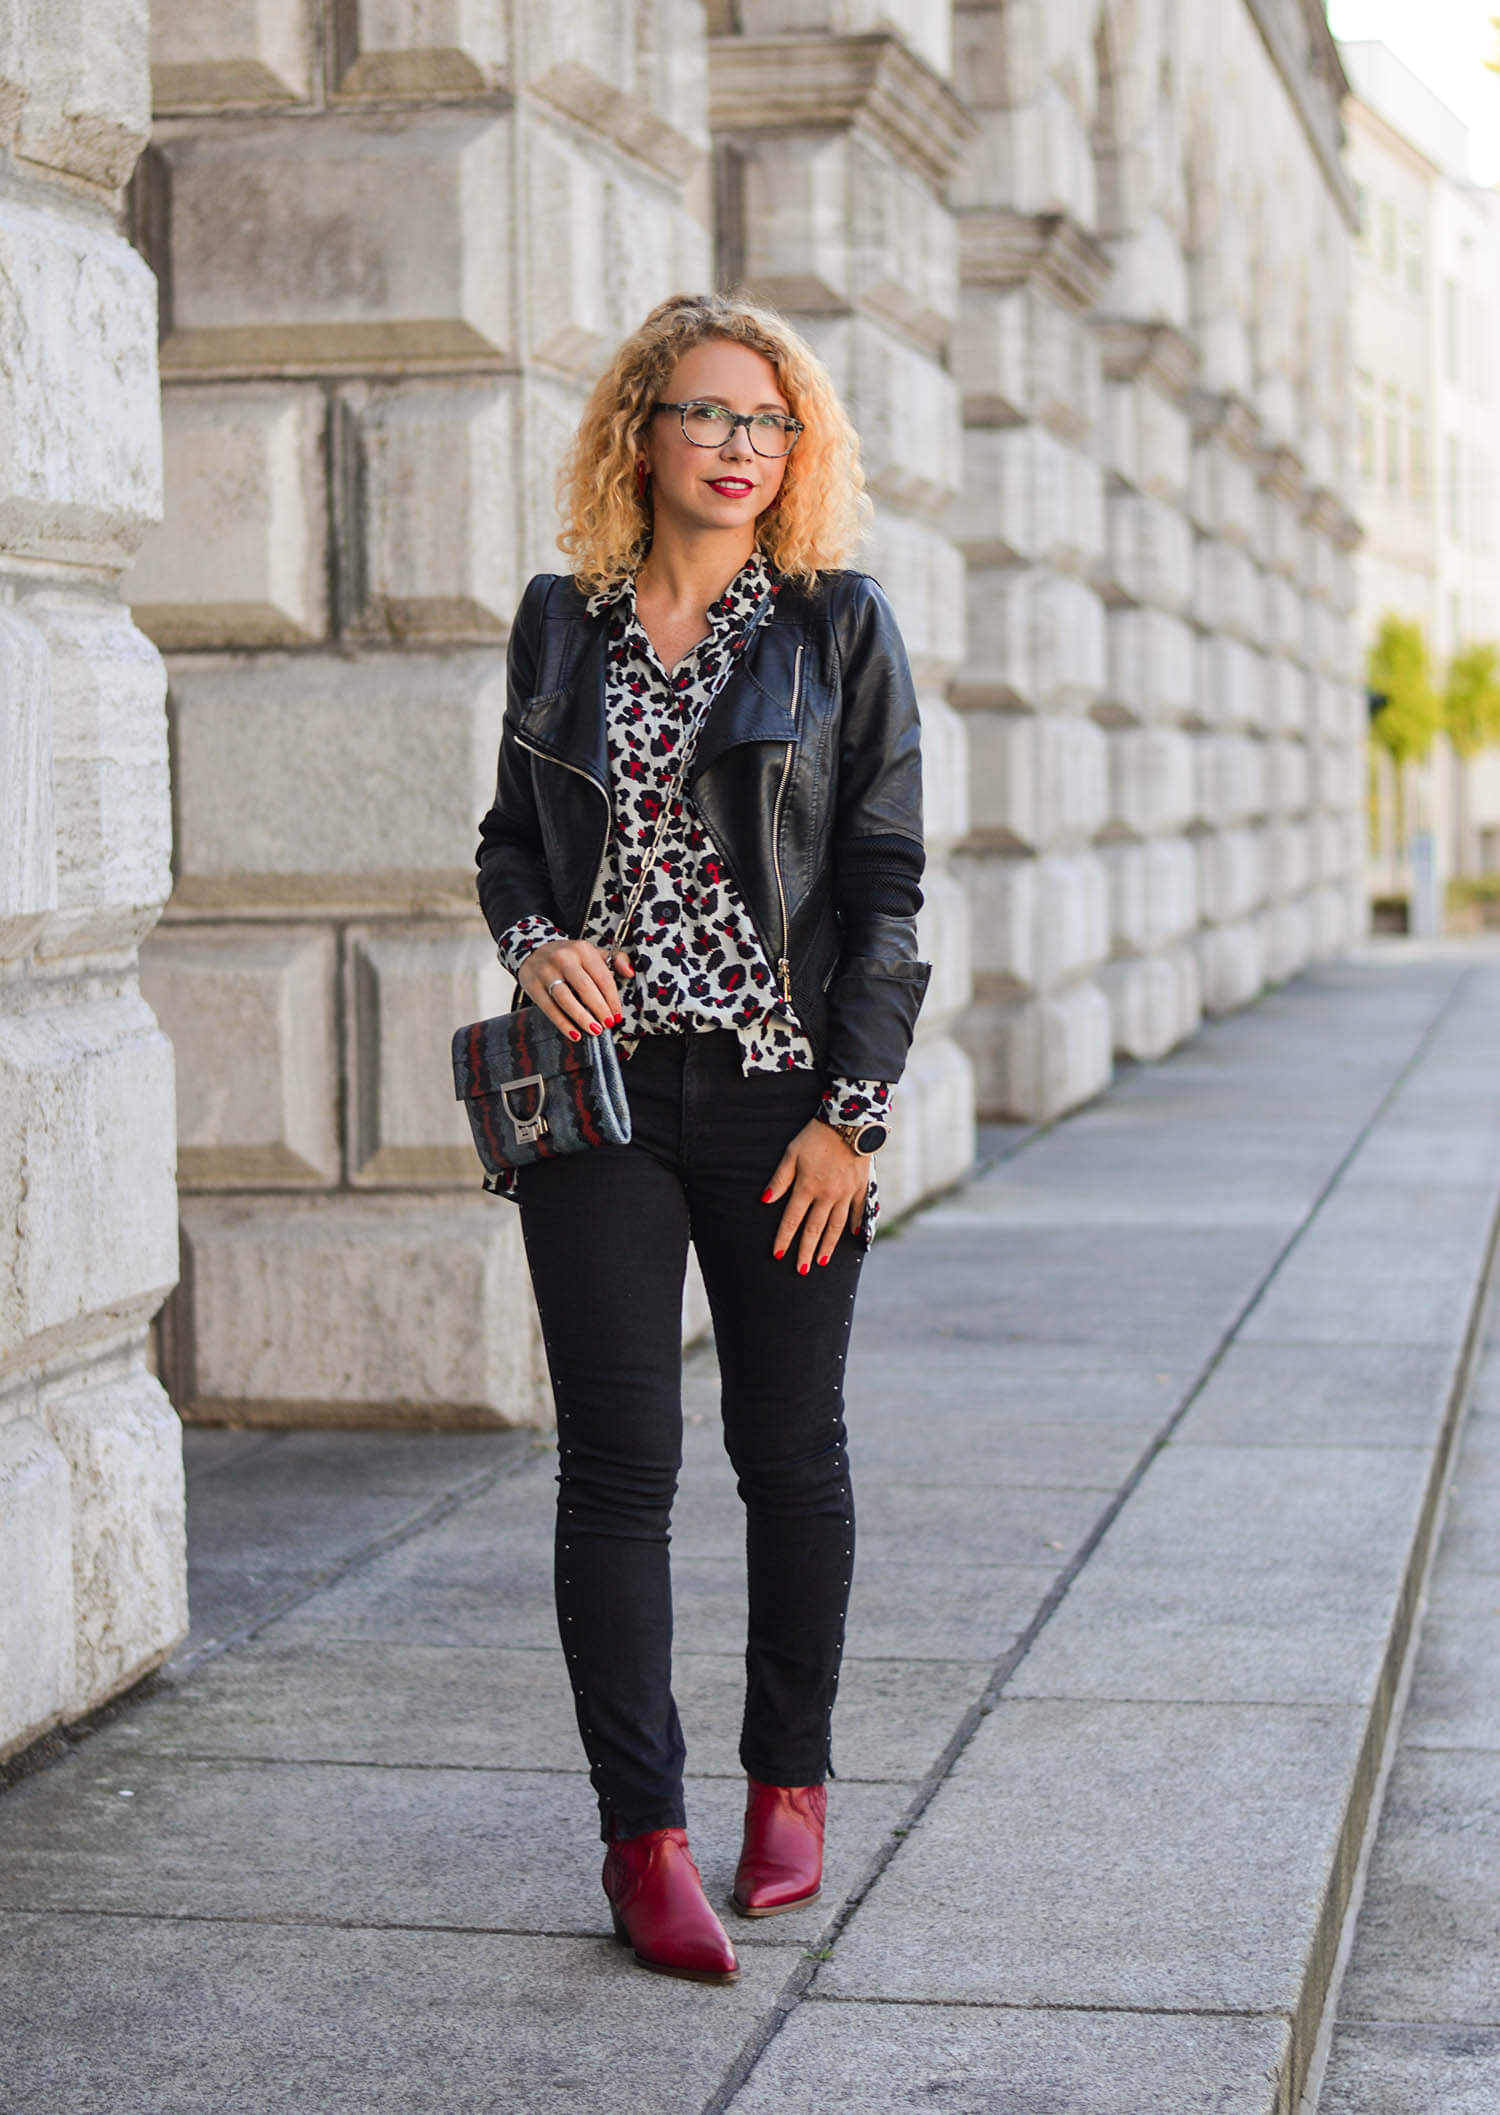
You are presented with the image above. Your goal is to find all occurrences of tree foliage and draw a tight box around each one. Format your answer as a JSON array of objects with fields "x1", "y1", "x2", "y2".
[
  {"x1": 1367, "y1": 614, "x2": 1442, "y2": 768},
  {"x1": 1444, "y1": 640, "x2": 1500, "y2": 758}
]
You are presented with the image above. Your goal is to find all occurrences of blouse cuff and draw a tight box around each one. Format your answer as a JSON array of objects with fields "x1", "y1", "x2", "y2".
[
  {"x1": 820, "y1": 1077, "x2": 893, "y2": 1130},
  {"x1": 497, "y1": 914, "x2": 566, "y2": 978}
]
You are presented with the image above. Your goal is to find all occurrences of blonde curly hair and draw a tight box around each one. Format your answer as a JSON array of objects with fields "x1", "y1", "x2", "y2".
[{"x1": 557, "y1": 293, "x2": 870, "y2": 594}]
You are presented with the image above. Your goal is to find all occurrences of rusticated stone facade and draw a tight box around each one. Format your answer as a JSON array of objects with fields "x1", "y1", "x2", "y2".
[
  {"x1": 949, "y1": 0, "x2": 1363, "y2": 1119},
  {"x1": 132, "y1": 2, "x2": 715, "y2": 1428},
  {"x1": 118, "y1": 0, "x2": 1360, "y2": 1431},
  {"x1": 0, "y1": 0, "x2": 185, "y2": 1758},
  {"x1": 707, "y1": 18, "x2": 977, "y2": 1210}
]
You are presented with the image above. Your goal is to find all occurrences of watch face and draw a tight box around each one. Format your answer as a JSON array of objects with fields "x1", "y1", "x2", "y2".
[{"x1": 854, "y1": 1122, "x2": 888, "y2": 1155}]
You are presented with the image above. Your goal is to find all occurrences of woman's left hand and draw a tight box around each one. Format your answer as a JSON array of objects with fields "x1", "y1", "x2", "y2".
[{"x1": 762, "y1": 1119, "x2": 870, "y2": 1273}]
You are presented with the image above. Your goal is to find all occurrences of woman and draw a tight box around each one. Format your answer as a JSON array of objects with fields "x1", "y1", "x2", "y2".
[{"x1": 475, "y1": 292, "x2": 930, "y2": 1985}]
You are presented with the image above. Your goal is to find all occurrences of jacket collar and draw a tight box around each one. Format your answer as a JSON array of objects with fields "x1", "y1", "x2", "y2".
[{"x1": 519, "y1": 557, "x2": 803, "y2": 789}]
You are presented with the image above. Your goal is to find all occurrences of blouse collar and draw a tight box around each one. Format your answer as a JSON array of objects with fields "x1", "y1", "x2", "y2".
[{"x1": 584, "y1": 548, "x2": 777, "y2": 627}]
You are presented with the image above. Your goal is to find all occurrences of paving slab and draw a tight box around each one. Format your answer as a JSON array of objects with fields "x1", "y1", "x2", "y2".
[
  {"x1": 1447, "y1": 1406, "x2": 1500, "y2": 1485},
  {"x1": 1404, "y1": 1561, "x2": 1500, "y2": 1752},
  {"x1": 670, "y1": 1479, "x2": 1115, "y2": 1566},
  {"x1": 1180, "y1": 1342, "x2": 1458, "y2": 1451},
  {"x1": 107, "y1": 1643, "x2": 986, "y2": 1785},
  {"x1": 724, "y1": 2000, "x2": 1291, "y2": 2115},
  {"x1": 863, "y1": 1228, "x2": 1289, "y2": 1362},
  {"x1": 1337, "y1": 1125, "x2": 1500, "y2": 1188},
  {"x1": 840, "y1": 1353, "x2": 1191, "y2": 1427},
  {"x1": 664, "y1": 1555, "x2": 1065, "y2": 1662},
  {"x1": 1469, "y1": 1342, "x2": 1500, "y2": 1410},
  {"x1": 817, "y1": 1697, "x2": 1366, "y2": 2012},
  {"x1": 1008, "y1": 1443, "x2": 1431, "y2": 1706},
  {"x1": 257, "y1": 1492, "x2": 1065, "y2": 1661},
  {"x1": 1321, "y1": 2023, "x2": 1500, "y2": 2114},
  {"x1": 0, "y1": 1746, "x2": 912, "y2": 1946},
  {"x1": 1426, "y1": 1478, "x2": 1500, "y2": 1578},
  {"x1": 846, "y1": 1410, "x2": 1161, "y2": 1491},
  {"x1": 1240, "y1": 1245, "x2": 1484, "y2": 1347},
  {"x1": 0, "y1": 1915, "x2": 802, "y2": 2115},
  {"x1": 1329, "y1": 1744, "x2": 1500, "y2": 2029}
]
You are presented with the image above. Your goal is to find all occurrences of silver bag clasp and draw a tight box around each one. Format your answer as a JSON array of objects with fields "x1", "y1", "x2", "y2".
[{"x1": 500, "y1": 1073, "x2": 549, "y2": 1145}]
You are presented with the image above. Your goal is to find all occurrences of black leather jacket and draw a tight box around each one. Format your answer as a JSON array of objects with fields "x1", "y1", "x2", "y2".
[{"x1": 476, "y1": 567, "x2": 931, "y2": 1083}]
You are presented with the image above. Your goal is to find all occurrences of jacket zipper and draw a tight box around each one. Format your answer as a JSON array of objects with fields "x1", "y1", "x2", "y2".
[
  {"x1": 514, "y1": 732, "x2": 613, "y2": 931},
  {"x1": 771, "y1": 642, "x2": 804, "y2": 1011}
]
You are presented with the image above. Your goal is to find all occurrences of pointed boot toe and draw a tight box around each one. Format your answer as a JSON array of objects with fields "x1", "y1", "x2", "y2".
[
  {"x1": 732, "y1": 1778, "x2": 826, "y2": 1917},
  {"x1": 603, "y1": 1827, "x2": 739, "y2": 1984}
]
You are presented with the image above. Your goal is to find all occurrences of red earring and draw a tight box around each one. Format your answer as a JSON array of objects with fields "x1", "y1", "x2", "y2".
[{"x1": 635, "y1": 460, "x2": 649, "y2": 499}]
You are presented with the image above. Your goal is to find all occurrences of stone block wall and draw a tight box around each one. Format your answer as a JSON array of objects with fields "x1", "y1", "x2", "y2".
[
  {"x1": 950, "y1": 0, "x2": 1363, "y2": 1120},
  {"x1": 709, "y1": 20, "x2": 978, "y2": 1211},
  {"x1": 0, "y1": 0, "x2": 185, "y2": 1757},
  {"x1": 134, "y1": 1, "x2": 714, "y2": 1427},
  {"x1": 122, "y1": 0, "x2": 1362, "y2": 1429}
]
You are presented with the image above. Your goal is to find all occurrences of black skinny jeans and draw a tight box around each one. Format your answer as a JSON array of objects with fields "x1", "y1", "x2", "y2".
[{"x1": 516, "y1": 1030, "x2": 863, "y2": 1843}]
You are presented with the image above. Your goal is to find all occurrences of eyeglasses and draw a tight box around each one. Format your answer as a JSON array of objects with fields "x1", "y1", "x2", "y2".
[{"x1": 654, "y1": 400, "x2": 804, "y2": 458}]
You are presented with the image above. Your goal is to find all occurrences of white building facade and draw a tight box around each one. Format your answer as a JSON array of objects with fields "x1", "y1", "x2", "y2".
[
  {"x1": 0, "y1": 5, "x2": 186, "y2": 1760},
  {"x1": 3, "y1": 0, "x2": 1366, "y2": 1759},
  {"x1": 1343, "y1": 41, "x2": 1500, "y2": 894}
]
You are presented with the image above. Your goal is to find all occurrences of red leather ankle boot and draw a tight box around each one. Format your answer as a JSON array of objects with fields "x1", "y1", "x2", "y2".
[
  {"x1": 602, "y1": 1827, "x2": 739, "y2": 1984},
  {"x1": 731, "y1": 1778, "x2": 826, "y2": 1916}
]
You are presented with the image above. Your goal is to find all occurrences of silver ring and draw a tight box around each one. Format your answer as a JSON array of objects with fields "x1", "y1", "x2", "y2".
[{"x1": 546, "y1": 977, "x2": 566, "y2": 995}]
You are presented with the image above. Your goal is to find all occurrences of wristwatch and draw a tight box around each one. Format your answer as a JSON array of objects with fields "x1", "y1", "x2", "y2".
[{"x1": 821, "y1": 1115, "x2": 888, "y2": 1156}]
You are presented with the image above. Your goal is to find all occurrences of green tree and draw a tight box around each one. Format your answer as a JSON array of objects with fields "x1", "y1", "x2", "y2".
[
  {"x1": 1368, "y1": 614, "x2": 1442, "y2": 768},
  {"x1": 1367, "y1": 615, "x2": 1441, "y2": 856},
  {"x1": 1444, "y1": 641, "x2": 1500, "y2": 759}
]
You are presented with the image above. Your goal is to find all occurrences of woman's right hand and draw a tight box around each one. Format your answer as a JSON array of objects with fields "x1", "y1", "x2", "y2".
[{"x1": 517, "y1": 939, "x2": 633, "y2": 1041}]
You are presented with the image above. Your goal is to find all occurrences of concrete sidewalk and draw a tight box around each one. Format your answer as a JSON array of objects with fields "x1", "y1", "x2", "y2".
[
  {"x1": 2, "y1": 942, "x2": 1499, "y2": 2115},
  {"x1": 1319, "y1": 1231, "x2": 1500, "y2": 2112}
]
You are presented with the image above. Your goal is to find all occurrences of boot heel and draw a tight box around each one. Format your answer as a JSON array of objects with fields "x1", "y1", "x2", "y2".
[{"x1": 609, "y1": 1905, "x2": 629, "y2": 1943}]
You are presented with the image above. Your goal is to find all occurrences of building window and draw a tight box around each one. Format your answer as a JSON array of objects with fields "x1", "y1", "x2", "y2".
[
  {"x1": 1475, "y1": 445, "x2": 1493, "y2": 551},
  {"x1": 1445, "y1": 277, "x2": 1461, "y2": 382},
  {"x1": 1380, "y1": 199, "x2": 1398, "y2": 275},
  {"x1": 1446, "y1": 434, "x2": 1462, "y2": 539},
  {"x1": 1385, "y1": 386, "x2": 1402, "y2": 492},
  {"x1": 1353, "y1": 181, "x2": 1370, "y2": 253},
  {"x1": 1403, "y1": 218, "x2": 1423, "y2": 298},
  {"x1": 1408, "y1": 396, "x2": 1426, "y2": 500},
  {"x1": 1356, "y1": 369, "x2": 1376, "y2": 479}
]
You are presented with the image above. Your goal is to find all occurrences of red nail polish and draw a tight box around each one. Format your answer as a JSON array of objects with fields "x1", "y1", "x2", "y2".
[
  {"x1": 761, "y1": 1188, "x2": 774, "y2": 1204},
  {"x1": 799, "y1": 1262, "x2": 809, "y2": 1276},
  {"x1": 568, "y1": 1029, "x2": 580, "y2": 1042},
  {"x1": 587, "y1": 1022, "x2": 601, "y2": 1036},
  {"x1": 817, "y1": 1256, "x2": 830, "y2": 1267},
  {"x1": 774, "y1": 1249, "x2": 785, "y2": 1260}
]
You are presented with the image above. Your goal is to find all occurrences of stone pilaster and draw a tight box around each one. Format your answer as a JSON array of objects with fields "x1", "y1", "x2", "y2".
[
  {"x1": 1093, "y1": 319, "x2": 1204, "y2": 1060},
  {"x1": 0, "y1": 0, "x2": 185, "y2": 1756},
  {"x1": 134, "y1": 0, "x2": 713, "y2": 1427},
  {"x1": 949, "y1": 4, "x2": 1114, "y2": 1120},
  {"x1": 951, "y1": 0, "x2": 1361, "y2": 1104},
  {"x1": 710, "y1": 21, "x2": 977, "y2": 1211}
]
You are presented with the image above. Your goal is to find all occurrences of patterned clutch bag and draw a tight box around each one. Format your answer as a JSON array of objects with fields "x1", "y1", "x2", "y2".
[{"x1": 451, "y1": 1007, "x2": 632, "y2": 1191}]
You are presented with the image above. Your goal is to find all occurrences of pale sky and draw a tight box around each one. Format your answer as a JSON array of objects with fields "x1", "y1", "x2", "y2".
[{"x1": 1326, "y1": 0, "x2": 1500, "y2": 183}]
